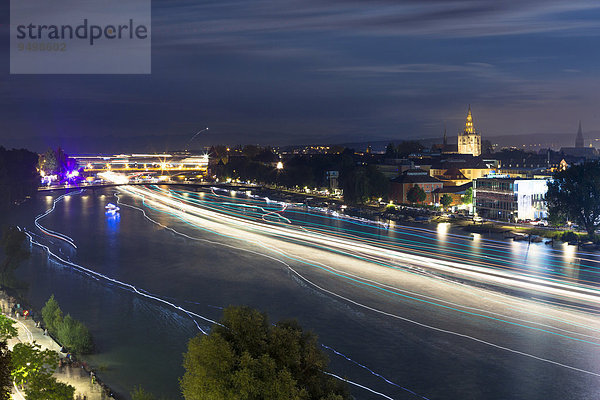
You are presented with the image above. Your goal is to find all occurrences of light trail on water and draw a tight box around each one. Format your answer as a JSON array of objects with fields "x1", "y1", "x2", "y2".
[
  {"x1": 163, "y1": 186, "x2": 600, "y2": 289},
  {"x1": 160, "y1": 187, "x2": 600, "y2": 333},
  {"x1": 117, "y1": 186, "x2": 600, "y2": 379},
  {"x1": 29, "y1": 190, "x2": 401, "y2": 400},
  {"x1": 134, "y1": 185, "x2": 600, "y2": 308},
  {"x1": 35, "y1": 191, "x2": 82, "y2": 248}
]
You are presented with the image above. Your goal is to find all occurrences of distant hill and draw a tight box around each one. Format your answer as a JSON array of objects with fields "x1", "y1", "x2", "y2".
[
  {"x1": 337, "y1": 131, "x2": 600, "y2": 153},
  {"x1": 4, "y1": 130, "x2": 600, "y2": 155}
]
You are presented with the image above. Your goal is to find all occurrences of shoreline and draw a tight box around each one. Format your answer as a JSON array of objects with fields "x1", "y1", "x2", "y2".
[
  {"x1": 252, "y1": 186, "x2": 587, "y2": 248},
  {"x1": 34, "y1": 182, "x2": 590, "y2": 249},
  {"x1": 0, "y1": 290, "x2": 120, "y2": 400}
]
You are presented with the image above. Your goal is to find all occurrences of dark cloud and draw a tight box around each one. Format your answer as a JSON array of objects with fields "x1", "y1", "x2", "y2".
[{"x1": 1, "y1": 0, "x2": 600, "y2": 152}]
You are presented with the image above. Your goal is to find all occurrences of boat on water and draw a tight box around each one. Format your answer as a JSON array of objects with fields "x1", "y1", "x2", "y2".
[{"x1": 105, "y1": 203, "x2": 120, "y2": 213}]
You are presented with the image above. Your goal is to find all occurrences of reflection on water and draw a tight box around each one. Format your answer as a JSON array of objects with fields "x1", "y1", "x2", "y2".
[
  {"x1": 5, "y1": 188, "x2": 600, "y2": 400},
  {"x1": 562, "y1": 243, "x2": 581, "y2": 282},
  {"x1": 436, "y1": 222, "x2": 449, "y2": 242}
]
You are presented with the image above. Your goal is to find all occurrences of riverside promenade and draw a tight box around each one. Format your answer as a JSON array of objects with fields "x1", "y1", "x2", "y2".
[{"x1": 0, "y1": 297, "x2": 114, "y2": 400}]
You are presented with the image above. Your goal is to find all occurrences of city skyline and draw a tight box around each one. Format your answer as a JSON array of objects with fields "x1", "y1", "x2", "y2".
[{"x1": 2, "y1": 1, "x2": 600, "y2": 151}]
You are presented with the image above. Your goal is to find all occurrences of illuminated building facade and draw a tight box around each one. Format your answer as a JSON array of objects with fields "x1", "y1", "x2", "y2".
[
  {"x1": 390, "y1": 169, "x2": 443, "y2": 204},
  {"x1": 457, "y1": 106, "x2": 482, "y2": 156},
  {"x1": 474, "y1": 177, "x2": 548, "y2": 222}
]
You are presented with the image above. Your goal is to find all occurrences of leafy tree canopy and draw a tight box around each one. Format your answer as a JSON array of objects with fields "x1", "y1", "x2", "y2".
[
  {"x1": 0, "y1": 341, "x2": 11, "y2": 400},
  {"x1": 10, "y1": 343, "x2": 59, "y2": 387},
  {"x1": 462, "y1": 187, "x2": 473, "y2": 205},
  {"x1": 42, "y1": 295, "x2": 63, "y2": 336},
  {"x1": 0, "y1": 227, "x2": 30, "y2": 273},
  {"x1": 0, "y1": 226, "x2": 30, "y2": 286},
  {"x1": 181, "y1": 306, "x2": 349, "y2": 400},
  {"x1": 131, "y1": 386, "x2": 161, "y2": 400},
  {"x1": 407, "y1": 185, "x2": 426, "y2": 204},
  {"x1": 0, "y1": 315, "x2": 17, "y2": 341},
  {"x1": 0, "y1": 147, "x2": 39, "y2": 209},
  {"x1": 42, "y1": 296, "x2": 93, "y2": 354},
  {"x1": 440, "y1": 194, "x2": 453, "y2": 208},
  {"x1": 547, "y1": 161, "x2": 600, "y2": 235},
  {"x1": 25, "y1": 374, "x2": 75, "y2": 400}
]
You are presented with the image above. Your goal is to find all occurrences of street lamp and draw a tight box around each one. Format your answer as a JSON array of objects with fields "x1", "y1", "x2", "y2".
[{"x1": 275, "y1": 161, "x2": 283, "y2": 187}]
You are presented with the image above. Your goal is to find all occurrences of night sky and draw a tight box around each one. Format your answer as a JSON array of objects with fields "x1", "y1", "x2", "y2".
[{"x1": 2, "y1": 0, "x2": 600, "y2": 152}]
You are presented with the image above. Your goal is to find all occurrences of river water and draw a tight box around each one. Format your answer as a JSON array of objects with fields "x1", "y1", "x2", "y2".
[{"x1": 2, "y1": 186, "x2": 600, "y2": 400}]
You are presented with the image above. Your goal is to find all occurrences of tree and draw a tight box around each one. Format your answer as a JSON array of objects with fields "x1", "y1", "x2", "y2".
[
  {"x1": 131, "y1": 386, "x2": 158, "y2": 400},
  {"x1": 57, "y1": 315, "x2": 78, "y2": 351},
  {"x1": 365, "y1": 165, "x2": 389, "y2": 200},
  {"x1": 547, "y1": 161, "x2": 600, "y2": 235},
  {"x1": 547, "y1": 209, "x2": 567, "y2": 227},
  {"x1": 407, "y1": 185, "x2": 426, "y2": 204},
  {"x1": 0, "y1": 341, "x2": 11, "y2": 400},
  {"x1": 57, "y1": 316, "x2": 93, "y2": 354},
  {"x1": 396, "y1": 141, "x2": 424, "y2": 158},
  {"x1": 440, "y1": 194, "x2": 453, "y2": 209},
  {"x1": 41, "y1": 295, "x2": 63, "y2": 336},
  {"x1": 462, "y1": 187, "x2": 473, "y2": 205},
  {"x1": 71, "y1": 320, "x2": 94, "y2": 354},
  {"x1": 481, "y1": 139, "x2": 494, "y2": 155},
  {"x1": 384, "y1": 143, "x2": 396, "y2": 158},
  {"x1": 0, "y1": 226, "x2": 30, "y2": 285},
  {"x1": 39, "y1": 149, "x2": 58, "y2": 176},
  {"x1": 10, "y1": 343, "x2": 59, "y2": 388},
  {"x1": 42, "y1": 296, "x2": 93, "y2": 354},
  {"x1": 0, "y1": 315, "x2": 17, "y2": 341},
  {"x1": 0, "y1": 147, "x2": 39, "y2": 209},
  {"x1": 25, "y1": 374, "x2": 75, "y2": 400},
  {"x1": 181, "y1": 306, "x2": 349, "y2": 400}
]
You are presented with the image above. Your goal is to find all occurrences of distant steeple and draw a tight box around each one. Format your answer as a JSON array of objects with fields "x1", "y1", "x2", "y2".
[
  {"x1": 443, "y1": 124, "x2": 447, "y2": 145},
  {"x1": 463, "y1": 105, "x2": 475, "y2": 135},
  {"x1": 575, "y1": 120, "x2": 584, "y2": 148}
]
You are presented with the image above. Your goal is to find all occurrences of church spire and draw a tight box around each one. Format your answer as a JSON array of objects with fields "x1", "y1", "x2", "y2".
[
  {"x1": 464, "y1": 105, "x2": 475, "y2": 135},
  {"x1": 576, "y1": 120, "x2": 584, "y2": 148},
  {"x1": 443, "y1": 124, "x2": 447, "y2": 145}
]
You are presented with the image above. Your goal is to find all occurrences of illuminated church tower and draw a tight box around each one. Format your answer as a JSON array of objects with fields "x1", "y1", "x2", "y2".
[{"x1": 457, "y1": 105, "x2": 481, "y2": 156}]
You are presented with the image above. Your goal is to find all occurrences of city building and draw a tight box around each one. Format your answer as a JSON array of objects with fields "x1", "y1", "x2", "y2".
[
  {"x1": 429, "y1": 156, "x2": 495, "y2": 185},
  {"x1": 432, "y1": 182, "x2": 472, "y2": 207},
  {"x1": 376, "y1": 159, "x2": 415, "y2": 179},
  {"x1": 390, "y1": 169, "x2": 443, "y2": 204},
  {"x1": 560, "y1": 121, "x2": 598, "y2": 158},
  {"x1": 431, "y1": 127, "x2": 459, "y2": 154},
  {"x1": 473, "y1": 177, "x2": 548, "y2": 222},
  {"x1": 325, "y1": 170, "x2": 339, "y2": 189},
  {"x1": 494, "y1": 149, "x2": 564, "y2": 177},
  {"x1": 457, "y1": 106, "x2": 482, "y2": 156}
]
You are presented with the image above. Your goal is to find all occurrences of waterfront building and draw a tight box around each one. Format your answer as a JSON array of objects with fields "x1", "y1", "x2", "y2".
[
  {"x1": 457, "y1": 106, "x2": 482, "y2": 156},
  {"x1": 432, "y1": 182, "x2": 472, "y2": 207},
  {"x1": 390, "y1": 169, "x2": 443, "y2": 204},
  {"x1": 473, "y1": 177, "x2": 548, "y2": 222}
]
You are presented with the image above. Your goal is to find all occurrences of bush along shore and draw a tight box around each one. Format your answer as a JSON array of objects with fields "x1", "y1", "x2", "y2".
[{"x1": 41, "y1": 295, "x2": 94, "y2": 355}]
